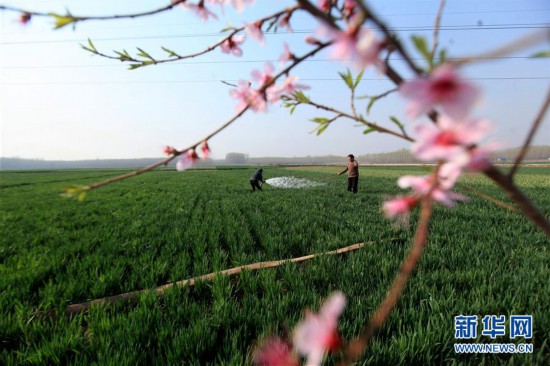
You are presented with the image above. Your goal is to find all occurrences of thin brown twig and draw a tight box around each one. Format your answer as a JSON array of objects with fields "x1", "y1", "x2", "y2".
[
  {"x1": 508, "y1": 87, "x2": 550, "y2": 178},
  {"x1": 287, "y1": 95, "x2": 414, "y2": 142},
  {"x1": 87, "y1": 105, "x2": 249, "y2": 191},
  {"x1": 484, "y1": 165, "x2": 550, "y2": 237},
  {"x1": 85, "y1": 5, "x2": 300, "y2": 67},
  {"x1": 341, "y1": 196, "x2": 434, "y2": 364},
  {"x1": 296, "y1": 0, "x2": 340, "y2": 30},
  {"x1": 356, "y1": 0, "x2": 424, "y2": 76},
  {"x1": 0, "y1": 1, "x2": 187, "y2": 23},
  {"x1": 358, "y1": 87, "x2": 398, "y2": 101},
  {"x1": 449, "y1": 30, "x2": 550, "y2": 67},
  {"x1": 83, "y1": 42, "x2": 331, "y2": 192},
  {"x1": 429, "y1": 0, "x2": 446, "y2": 65}
]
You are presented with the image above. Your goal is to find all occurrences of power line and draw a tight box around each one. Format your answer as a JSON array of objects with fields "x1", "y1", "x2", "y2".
[
  {"x1": 1, "y1": 23, "x2": 548, "y2": 45},
  {"x1": 0, "y1": 56, "x2": 543, "y2": 70},
  {"x1": 2, "y1": 8, "x2": 547, "y2": 34},
  {"x1": 2, "y1": 76, "x2": 548, "y2": 86}
]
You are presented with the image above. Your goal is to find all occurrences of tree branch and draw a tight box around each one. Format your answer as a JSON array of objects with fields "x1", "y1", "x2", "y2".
[
  {"x1": 429, "y1": 0, "x2": 446, "y2": 65},
  {"x1": 449, "y1": 29, "x2": 550, "y2": 67},
  {"x1": 80, "y1": 42, "x2": 331, "y2": 193},
  {"x1": 341, "y1": 195, "x2": 434, "y2": 364},
  {"x1": 356, "y1": 0, "x2": 424, "y2": 76},
  {"x1": 284, "y1": 95, "x2": 414, "y2": 142},
  {"x1": 0, "y1": 1, "x2": 187, "y2": 25},
  {"x1": 296, "y1": 0, "x2": 340, "y2": 30},
  {"x1": 84, "y1": 5, "x2": 300, "y2": 68},
  {"x1": 483, "y1": 165, "x2": 550, "y2": 237},
  {"x1": 508, "y1": 86, "x2": 550, "y2": 177},
  {"x1": 456, "y1": 183, "x2": 518, "y2": 213}
]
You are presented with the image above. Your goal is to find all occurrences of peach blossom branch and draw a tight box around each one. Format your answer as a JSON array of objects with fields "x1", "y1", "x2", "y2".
[
  {"x1": 83, "y1": 5, "x2": 300, "y2": 68},
  {"x1": 79, "y1": 42, "x2": 331, "y2": 193}
]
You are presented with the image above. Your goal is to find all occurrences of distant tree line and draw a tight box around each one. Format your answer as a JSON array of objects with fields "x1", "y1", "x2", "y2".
[{"x1": 1, "y1": 146, "x2": 548, "y2": 170}]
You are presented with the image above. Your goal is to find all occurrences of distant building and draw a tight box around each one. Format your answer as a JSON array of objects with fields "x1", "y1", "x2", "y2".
[{"x1": 225, "y1": 152, "x2": 247, "y2": 164}]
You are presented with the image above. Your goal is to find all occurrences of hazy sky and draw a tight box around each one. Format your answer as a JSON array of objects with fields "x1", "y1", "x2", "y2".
[{"x1": 1, "y1": 0, "x2": 549, "y2": 160}]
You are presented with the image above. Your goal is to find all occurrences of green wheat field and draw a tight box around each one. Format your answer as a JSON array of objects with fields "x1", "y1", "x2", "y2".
[{"x1": 1, "y1": 166, "x2": 549, "y2": 365}]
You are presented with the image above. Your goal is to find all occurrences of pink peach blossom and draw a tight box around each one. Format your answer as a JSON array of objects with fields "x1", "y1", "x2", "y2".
[
  {"x1": 399, "y1": 64, "x2": 479, "y2": 119},
  {"x1": 245, "y1": 21, "x2": 264, "y2": 45},
  {"x1": 201, "y1": 140, "x2": 210, "y2": 158},
  {"x1": 293, "y1": 292, "x2": 346, "y2": 366},
  {"x1": 163, "y1": 146, "x2": 176, "y2": 155},
  {"x1": 19, "y1": 12, "x2": 31, "y2": 25},
  {"x1": 411, "y1": 115, "x2": 493, "y2": 164},
  {"x1": 398, "y1": 174, "x2": 466, "y2": 207},
  {"x1": 176, "y1": 153, "x2": 193, "y2": 172},
  {"x1": 253, "y1": 337, "x2": 298, "y2": 366},
  {"x1": 305, "y1": 36, "x2": 321, "y2": 45},
  {"x1": 220, "y1": 35, "x2": 245, "y2": 56},
  {"x1": 172, "y1": 1, "x2": 219, "y2": 21},
  {"x1": 266, "y1": 75, "x2": 308, "y2": 103},
  {"x1": 383, "y1": 195, "x2": 418, "y2": 218},
  {"x1": 279, "y1": 43, "x2": 294, "y2": 66},
  {"x1": 278, "y1": 12, "x2": 293, "y2": 32},
  {"x1": 251, "y1": 62, "x2": 275, "y2": 86},
  {"x1": 225, "y1": 0, "x2": 254, "y2": 12},
  {"x1": 229, "y1": 81, "x2": 266, "y2": 112},
  {"x1": 277, "y1": 76, "x2": 309, "y2": 94},
  {"x1": 330, "y1": 26, "x2": 385, "y2": 71},
  {"x1": 343, "y1": 0, "x2": 358, "y2": 19},
  {"x1": 318, "y1": 0, "x2": 331, "y2": 12}
]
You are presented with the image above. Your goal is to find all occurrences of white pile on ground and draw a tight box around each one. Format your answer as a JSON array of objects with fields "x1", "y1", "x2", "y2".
[{"x1": 265, "y1": 176, "x2": 325, "y2": 189}]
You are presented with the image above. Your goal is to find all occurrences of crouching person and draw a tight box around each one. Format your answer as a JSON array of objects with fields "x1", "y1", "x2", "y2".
[{"x1": 250, "y1": 168, "x2": 265, "y2": 192}]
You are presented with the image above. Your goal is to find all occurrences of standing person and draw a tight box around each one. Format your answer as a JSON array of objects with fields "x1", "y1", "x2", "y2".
[
  {"x1": 250, "y1": 168, "x2": 265, "y2": 192},
  {"x1": 338, "y1": 154, "x2": 359, "y2": 193}
]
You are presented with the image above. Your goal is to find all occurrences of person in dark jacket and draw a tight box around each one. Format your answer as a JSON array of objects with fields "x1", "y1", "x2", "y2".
[
  {"x1": 338, "y1": 154, "x2": 359, "y2": 193},
  {"x1": 250, "y1": 168, "x2": 265, "y2": 192}
]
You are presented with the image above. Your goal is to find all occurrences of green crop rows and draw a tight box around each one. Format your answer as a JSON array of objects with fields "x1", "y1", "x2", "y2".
[{"x1": 1, "y1": 166, "x2": 549, "y2": 365}]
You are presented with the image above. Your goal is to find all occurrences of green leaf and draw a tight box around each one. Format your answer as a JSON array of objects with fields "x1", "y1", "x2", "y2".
[
  {"x1": 438, "y1": 48, "x2": 447, "y2": 64},
  {"x1": 366, "y1": 97, "x2": 378, "y2": 115},
  {"x1": 220, "y1": 24, "x2": 236, "y2": 33},
  {"x1": 354, "y1": 70, "x2": 365, "y2": 89},
  {"x1": 80, "y1": 44, "x2": 95, "y2": 53},
  {"x1": 294, "y1": 90, "x2": 310, "y2": 103},
  {"x1": 114, "y1": 51, "x2": 132, "y2": 61},
  {"x1": 315, "y1": 124, "x2": 329, "y2": 136},
  {"x1": 311, "y1": 117, "x2": 329, "y2": 124},
  {"x1": 87, "y1": 38, "x2": 96, "y2": 52},
  {"x1": 161, "y1": 47, "x2": 178, "y2": 57},
  {"x1": 411, "y1": 35, "x2": 432, "y2": 67},
  {"x1": 50, "y1": 13, "x2": 77, "y2": 29},
  {"x1": 363, "y1": 127, "x2": 377, "y2": 135},
  {"x1": 389, "y1": 116, "x2": 404, "y2": 129},
  {"x1": 530, "y1": 50, "x2": 550, "y2": 58},
  {"x1": 136, "y1": 47, "x2": 155, "y2": 61},
  {"x1": 128, "y1": 64, "x2": 143, "y2": 70},
  {"x1": 338, "y1": 69, "x2": 354, "y2": 90}
]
